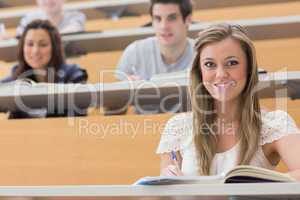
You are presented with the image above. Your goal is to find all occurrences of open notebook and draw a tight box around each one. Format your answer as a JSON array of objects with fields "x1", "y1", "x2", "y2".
[{"x1": 134, "y1": 165, "x2": 295, "y2": 185}]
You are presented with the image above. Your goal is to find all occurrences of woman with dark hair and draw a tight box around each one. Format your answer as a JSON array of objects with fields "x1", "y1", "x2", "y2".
[
  {"x1": 156, "y1": 23, "x2": 300, "y2": 180},
  {"x1": 1, "y1": 19, "x2": 88, "y2": 119}
]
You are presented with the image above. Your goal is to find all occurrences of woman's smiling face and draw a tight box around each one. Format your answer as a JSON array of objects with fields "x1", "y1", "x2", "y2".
[
  {"x1": 200, "y1": 37, "x2": 248, "y2": 102},
  {"x1": 23, "y1": 28, "x2": 52, "y2": 70}
]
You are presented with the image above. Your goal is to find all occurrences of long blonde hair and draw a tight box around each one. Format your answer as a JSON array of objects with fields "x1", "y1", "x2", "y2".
[{"x1": 190, "y1": 23, "x2": 262, "y2": 175}]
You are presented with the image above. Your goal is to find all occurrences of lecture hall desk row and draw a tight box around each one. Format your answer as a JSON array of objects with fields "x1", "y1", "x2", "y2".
[
  {"x1": 85, "y1": 1, "x2": 300, "y2": 32},
  {"x1": 68, "y1": 36, "x2": 300, "y2": 84},
  {"x1": 0, "y1": 36, "x2": 300, "y2": 84},
  {"x1": 0, "y1": 98, "x2": 299, "y2": 185},
  {"x1": 0, "y1": 0, "x2": 83, "y2": 8},
  {"x1": 0, "y1": 2, "x2": 299, "y2": 185},
  {"x1": 3, "y1": 1, "x2": 300, "y2": 35}
]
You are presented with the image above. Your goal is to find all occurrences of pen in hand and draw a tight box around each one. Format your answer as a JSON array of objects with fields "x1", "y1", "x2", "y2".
[
  {"x1": 168, "y1": 151, "x2": 183, "y2": 176},
  {"x1": 129, "y1": 65, "x2": 141, "y2": 80},
  {"x1": 160, "y1": 151, "x2": 183, "y2": 176},
  {"x1": 171, "y1": 150, "x2": 180, "y2": 168},
  {"x1": 171, "y1": 150, "x2": 177, "y2": 161},
  {"x1": 131, "y1": 65, "x2": 137, "y2": 75}
]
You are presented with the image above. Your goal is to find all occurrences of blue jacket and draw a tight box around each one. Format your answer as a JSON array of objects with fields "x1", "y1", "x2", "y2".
[
  {"x1": 1, "y1": 64, "x2": 88, "y2": 119},
  {"x1": 1, "y1": 63, "x2": 87, "y2": 83}
]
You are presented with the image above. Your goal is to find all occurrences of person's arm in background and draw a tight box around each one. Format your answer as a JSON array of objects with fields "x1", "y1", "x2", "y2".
[
  {"x1": 115, "y1": 41, "x2": 141, "y2": 81},
  {"x1": 64, "y1": 64, "x2": 88, "y2": 84},
  {"x1": 103, "y1": 42, "x2": 141, "y2": 115},
  {"x1": 59, "y1": 11, "x2": 86, "y2": 34}
]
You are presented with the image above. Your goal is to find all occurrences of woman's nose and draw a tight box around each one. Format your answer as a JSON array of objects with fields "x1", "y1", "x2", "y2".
[
  {"x1": 216, "y1": 66, "x2": 228, "y2": 78},
  {"x1": 32, "y1": 46, "x2": 40, "y2": 55}
]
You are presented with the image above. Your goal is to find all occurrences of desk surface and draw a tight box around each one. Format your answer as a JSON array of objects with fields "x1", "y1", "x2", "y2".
[
  {"x1": 1, "y1": 0, "x2": 299, "y2": 28},
  {"x1": 0, "y1": 71, "x2": 299, "y2": 112},
  {"x1": 1, "y1": 15, "x2": 300, "y2": 62},
  {"x1": 0, "y1": 183, "x2": 299, "y2": 199}
]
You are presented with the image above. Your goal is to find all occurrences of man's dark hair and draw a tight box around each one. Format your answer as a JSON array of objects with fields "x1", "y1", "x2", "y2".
[{"x1": 149, "y1": 0, "x2": 193, "y2": 20}]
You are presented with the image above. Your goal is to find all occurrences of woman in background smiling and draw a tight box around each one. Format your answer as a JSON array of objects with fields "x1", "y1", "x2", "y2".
[{"x1": 1, "y1": 19, "x2": 88, "y2": 119}]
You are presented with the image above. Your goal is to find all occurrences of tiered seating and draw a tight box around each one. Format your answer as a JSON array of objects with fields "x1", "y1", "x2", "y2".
[
  {"x1": 1, "y1": 1, "x2": 300, "y2": 34},
  {"x1": 0, "y1": 0, "x2": 299, "y2": 180},
  {"x1": 1, "y1": 2, "x2": 300, "y2": 81},
  {"x1": 68, "y1": 37, "x2": 300, "y2": 83},
  {"x1": 0, "y1": 0, "x2": 83, "y2": 7},
  {"x1": 84, "y1": 1, "x2": 300, "y2": 31}
]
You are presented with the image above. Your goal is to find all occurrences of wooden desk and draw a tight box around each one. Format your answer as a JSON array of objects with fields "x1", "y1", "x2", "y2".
[
  {"x1": 1, "y1": 35, "x2": 298, "y2": 84},
  {"x1": 255, "y1": 38, "x2": 300, "y2": 72},
  {"x1": 4, "y1": 1, "x2": 300, "y2": 35},
  {"x1": 64, "y1": 37, "x2": 300, "y2": 84},
  {"x1": 2, "y1": 35, "x2": 300, "y2": 83},
  {"x1": 0, "y1": 0, "x2": 82, "y2": 7},
  {"x1": 84, "y1": 1, "x2": 300, "y2": 32},
  {"x1": 260, "y1": 98, "x2": 300, "y2": 126},
  {"x1": 1, "y1": 0, "x2": 297, "y2": 9},
  {"x1": 0, "y1": 61, "x2": 13, "y2": 79},
  {"x1": 1, "y1": 0, "x2": 299, "y2": 28},
  {"x1": 72, "y1": 38, "x2": 300, "y2": 84},
  {"x1": 0, "y1": 114, "x2": 172, "y2": 185},
  {"x1": 2, "y1": 16, "x2": 300, "y2": 62},
  {"x1": 67, "y1": 51, "x2": 122, "y2": 83},
  {"x1": 0, "y1": 183, "x2": 299, "y2": 199},
  {"x1": 1, "y1": 37, "x2": 299, "y2": 84},
  {"x1": 0, "y1": 71, "x2": 299, "y2": 112}
]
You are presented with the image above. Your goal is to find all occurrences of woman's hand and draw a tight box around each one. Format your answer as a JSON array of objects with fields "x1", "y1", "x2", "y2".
[
  {"x1": 128, "y1": 75, "x2": 141, "y2": 81},
  {"x1": 160, "y1": 151, "x2": 183, "y2": 176},
  {"x1": 160, "y1": 164, "x2": 184, "y2": 176}
]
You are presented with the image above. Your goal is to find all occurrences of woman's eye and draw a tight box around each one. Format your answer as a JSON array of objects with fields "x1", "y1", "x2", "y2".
[
  {"x1": 204, "y1": 62, "x2": 216, "y2": 68},
  {"x1": 39, "y1": 43, "x2": 49, "y2": 47},
  {"x1": 227, "y1": 60, "x2": 239, "y2": 66},
  {"x1": 25, "y1": 42, "x2": 34, "y2": 47},
  {"x1": 153, "y1": 16, "x2": 161, "y2": 23}
]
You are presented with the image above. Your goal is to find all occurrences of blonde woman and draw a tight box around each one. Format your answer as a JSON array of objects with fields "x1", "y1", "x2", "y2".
[{"x1": 156, "y1": 23, "x2": 300, "y2": 180}]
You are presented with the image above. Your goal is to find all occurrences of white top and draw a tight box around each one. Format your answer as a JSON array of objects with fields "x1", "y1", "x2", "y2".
[
  {"x1": 16, "y1": 10, "x2": 86, "y2": 36},
  {"x1": 156, "y1": 110, "x2": 300, "y2": 176}
]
